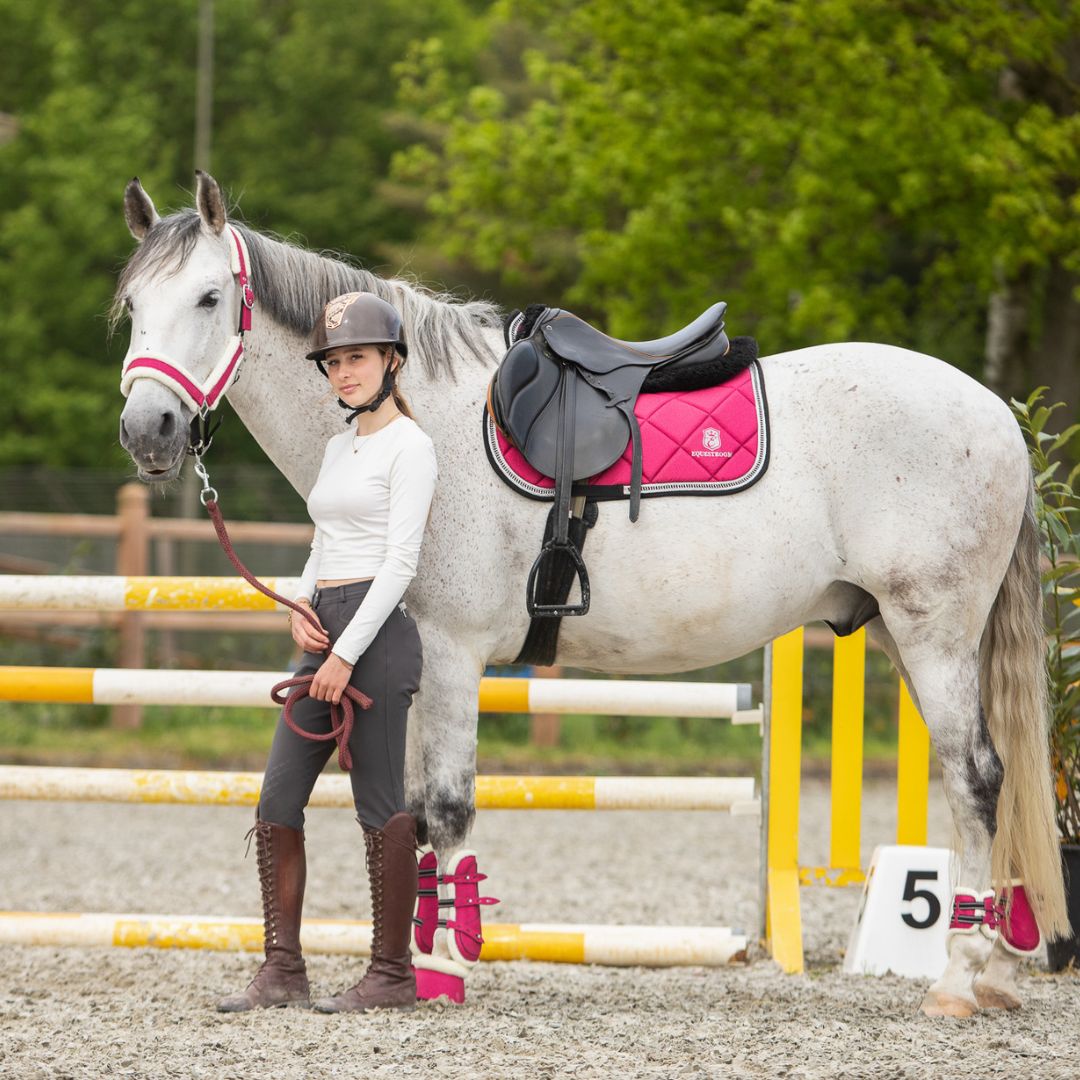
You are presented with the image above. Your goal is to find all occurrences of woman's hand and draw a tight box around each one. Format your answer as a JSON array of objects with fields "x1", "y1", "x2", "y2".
[
  {"x1": 290, "y1": 601, "x2": 330, "y2": 654},
  {"x1": 309, "y1": 653, "x2": 355, "y2": 704}
]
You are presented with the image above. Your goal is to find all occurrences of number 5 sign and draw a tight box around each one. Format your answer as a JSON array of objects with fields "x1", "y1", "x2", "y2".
[{"x1": 844, "y1": 846, "x2": 955, "y2": 978}]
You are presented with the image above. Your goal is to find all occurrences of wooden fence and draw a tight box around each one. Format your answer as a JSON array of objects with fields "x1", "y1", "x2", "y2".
[
  {"x1": 0, "y1": 484, "x2": 571, "y2": 736},
  {"x1": 0, "y1": 483, "x2": 310, "y2": 727}
]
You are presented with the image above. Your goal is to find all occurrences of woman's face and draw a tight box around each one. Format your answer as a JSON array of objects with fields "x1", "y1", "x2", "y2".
[{"x1": 323, "y1": 344, "x2": 398, "y2": 406}]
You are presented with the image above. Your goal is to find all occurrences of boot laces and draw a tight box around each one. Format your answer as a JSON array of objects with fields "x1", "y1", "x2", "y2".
[
  {"x1": 365, "y1": 827, "x2": 386, "y2": 957},
  {"x1": 246, "y1": 821, "x2": 278, "y2": 951}
]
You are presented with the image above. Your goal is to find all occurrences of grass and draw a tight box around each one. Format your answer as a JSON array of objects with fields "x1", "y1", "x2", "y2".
[{"x1": 0, "y1": 700, "x2": 910, "y2": 775}]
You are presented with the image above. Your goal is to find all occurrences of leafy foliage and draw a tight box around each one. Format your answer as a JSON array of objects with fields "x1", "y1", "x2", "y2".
[
  {"x1": 0, "y1": 0, "x2": 482, "y2": 468},
  {"x1": 397, "y1": 0, "x2": 1080, "y2": 403},
  {"x1": 3, "y1": 0, "x2": 1079, "y2": 472},
  {"x1": 1012, "y1": 388, "x2": 1080, "y2": 842}
]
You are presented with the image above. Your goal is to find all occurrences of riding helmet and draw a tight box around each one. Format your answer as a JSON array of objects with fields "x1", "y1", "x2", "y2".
[{"x1": 306, "y1": 292, "x2": 408, "y2": 362}]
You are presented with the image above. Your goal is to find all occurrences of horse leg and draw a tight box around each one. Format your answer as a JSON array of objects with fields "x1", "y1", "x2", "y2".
[
  {"x1": 972, "y1": 937, "x2": 1025, "y2": 1011},
  {"x1": 407, "y1": 627, "x2": 485, "y2": 966},
  {"x1": 404, "y1": 706, "x2": 427, "y2": 842},
  {"x1": 880, "y1": 636, "x2": 1001, "y2": 1018}
]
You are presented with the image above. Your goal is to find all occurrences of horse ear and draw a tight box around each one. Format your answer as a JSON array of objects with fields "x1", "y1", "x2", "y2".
[
  {"x1": 124, "y1": 177, "x2": 160, "y2": 241},
  {"x1": 195, "y1": 170, "x2": 227, "y2": 235}
]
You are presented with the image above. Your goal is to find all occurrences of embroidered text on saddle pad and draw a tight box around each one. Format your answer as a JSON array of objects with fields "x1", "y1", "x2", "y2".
[{"x1": 485, "y1": 360, "x2": 769, "y2": 502}]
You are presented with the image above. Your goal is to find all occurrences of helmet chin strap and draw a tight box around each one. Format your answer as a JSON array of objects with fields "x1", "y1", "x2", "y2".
[{"x1": 338, "y1": 353, "x2": 398, "y2": 424}]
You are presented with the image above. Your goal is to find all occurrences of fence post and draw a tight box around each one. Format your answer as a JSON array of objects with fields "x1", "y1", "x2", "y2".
[
  {"x1": 114, "y1": 483, "x2": 149, "y2": 729},
  {"x1": 155, "y1": 536, "x2": 177, "y2": 668},
  {"x1": 529, "y1": 665, "x2": 562, "y2": 747}
]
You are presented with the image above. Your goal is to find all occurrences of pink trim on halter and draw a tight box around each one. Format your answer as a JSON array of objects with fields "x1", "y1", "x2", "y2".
[
  {"x1": 124, "y1": 357, "x2": 207, "y2": 408},
  {"x1": 205, "y1": 341, "x2": 245, "y2": 408},
  {"x1": 229, "y1": 228, "x2": 254, "y2": 333}
]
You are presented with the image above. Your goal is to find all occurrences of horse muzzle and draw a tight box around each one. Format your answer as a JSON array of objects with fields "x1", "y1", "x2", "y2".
[{"x1": 119, "y1": 384, "x2": 189, "y2": 481}]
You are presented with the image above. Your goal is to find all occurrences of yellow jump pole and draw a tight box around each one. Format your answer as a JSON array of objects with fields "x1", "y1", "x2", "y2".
[
  {"x1": 765, "y1": 627, "x2": 804, "y2": 973},
  {"x1": 896, "y1": 681, "x2": 929, "y2": 846}
]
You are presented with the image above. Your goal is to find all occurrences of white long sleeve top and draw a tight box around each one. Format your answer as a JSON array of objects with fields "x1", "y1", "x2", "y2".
[{"x1": 296, "y1": 416, "x2": 438, "y2": 665}]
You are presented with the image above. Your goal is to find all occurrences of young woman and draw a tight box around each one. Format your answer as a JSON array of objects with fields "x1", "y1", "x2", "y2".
[{"x1": 218, "y1": 292, "x2": 437, "y2": 1014}]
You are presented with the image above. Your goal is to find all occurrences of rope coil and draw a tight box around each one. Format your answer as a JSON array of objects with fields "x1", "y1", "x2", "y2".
[
  {"x1": 270, "y1": 677, "x2": 372, "y2": 771},
  {"x1": 199, "y1": 486, "x2": 374, "y2": 771}
]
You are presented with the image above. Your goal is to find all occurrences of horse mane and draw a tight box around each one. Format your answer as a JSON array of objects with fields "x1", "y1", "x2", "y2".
[{"x1": 111, "y1": 209, "x2": 503, "y2": 377}]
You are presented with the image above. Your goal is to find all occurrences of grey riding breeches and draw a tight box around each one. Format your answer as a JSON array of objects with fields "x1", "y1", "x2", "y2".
[{"x1": 257, "y1": 580, "x2": 423, "y2": 830}]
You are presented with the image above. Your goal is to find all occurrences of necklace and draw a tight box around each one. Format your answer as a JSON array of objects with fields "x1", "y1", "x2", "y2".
[{"x1": 352, "y1": 413, "x2": 403, "y2": 452}]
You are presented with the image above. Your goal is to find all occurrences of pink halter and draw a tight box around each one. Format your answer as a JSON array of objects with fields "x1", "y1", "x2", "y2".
[{"x1": 119, "y1": 226, "x2": 254, "y2": 414}]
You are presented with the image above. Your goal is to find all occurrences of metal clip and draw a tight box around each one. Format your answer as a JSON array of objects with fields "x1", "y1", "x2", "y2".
[{"x1": 193, "y1": 455, "x2": 218, "y2": 506}]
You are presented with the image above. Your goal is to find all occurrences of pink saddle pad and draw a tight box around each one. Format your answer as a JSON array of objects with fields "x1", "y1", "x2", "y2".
[{"x1": 484, "y1": 360, "x2": 769, "y2": 502}]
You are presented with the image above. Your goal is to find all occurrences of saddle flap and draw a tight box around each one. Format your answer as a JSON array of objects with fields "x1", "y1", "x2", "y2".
[{"x1": 492, "y1": 338, "x2": 629, "y2": 479}]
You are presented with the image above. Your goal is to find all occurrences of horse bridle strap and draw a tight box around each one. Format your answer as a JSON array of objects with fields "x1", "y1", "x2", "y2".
[{"x1": 119, "y1": 225, "x2": 254, "y2": 413}]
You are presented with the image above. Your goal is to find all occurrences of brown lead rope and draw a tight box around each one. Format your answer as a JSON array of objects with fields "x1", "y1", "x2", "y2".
[{"x1": 194, "y1": 456, "x2": 372, "y2": 771}]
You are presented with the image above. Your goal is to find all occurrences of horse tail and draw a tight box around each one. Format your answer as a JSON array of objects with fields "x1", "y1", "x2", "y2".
[{"x1": 981, "y1": 482, "x2": 1069, "y2": 939}]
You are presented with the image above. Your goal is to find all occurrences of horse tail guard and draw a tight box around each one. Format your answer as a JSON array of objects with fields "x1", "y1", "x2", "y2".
[{"x1": 981, "y1": 482, "x2": 1070, "y2": 940}]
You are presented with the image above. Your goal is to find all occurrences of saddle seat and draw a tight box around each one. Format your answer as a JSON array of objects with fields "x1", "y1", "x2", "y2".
[{"x1": 541, "y1": 301, "x2": 729, "y2": 376}]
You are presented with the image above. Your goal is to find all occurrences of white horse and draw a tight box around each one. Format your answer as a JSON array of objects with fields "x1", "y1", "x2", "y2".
[{"x1": 115, "y1": 173, "x2": 1067, "y2": 1017}]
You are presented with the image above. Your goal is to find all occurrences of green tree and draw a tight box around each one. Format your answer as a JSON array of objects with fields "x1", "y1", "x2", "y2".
[
  {"x1": 0, "y1": 0, "x2": 487, "y2": 468},
  {"x1": 397, "y1": 0, "x2": 1080, "y2": 416}
]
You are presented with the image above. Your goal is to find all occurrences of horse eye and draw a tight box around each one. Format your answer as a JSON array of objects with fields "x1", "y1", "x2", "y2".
[
  {"x1": 198, "y1": 292, "x2": 219, "y2": 309},
  {"x1": 124, "y1": 297, "x2": 133, "y2": 313}
]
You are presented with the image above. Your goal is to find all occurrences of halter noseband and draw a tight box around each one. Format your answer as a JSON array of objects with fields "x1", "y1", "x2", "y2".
[{"x1": 119, "y1": 226, "x2": 254, "y2": 419}]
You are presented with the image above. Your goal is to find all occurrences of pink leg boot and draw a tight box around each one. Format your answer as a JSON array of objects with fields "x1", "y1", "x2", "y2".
[
  {"x1": 995, "y1": 882, "x2": 1041, "y2": 956},
  {"x1": 414, "y1": 954, "x2": 469, "y2": 1004},
  {"x1": 413, "y1": 849, "x2": 499, "y2": 1004},
  {"x1": 413, "y1": 850, "x2": 439, "y2": 955},
  {"x1": 441, "y1": 850, "x2": 500, "y2": 967}
]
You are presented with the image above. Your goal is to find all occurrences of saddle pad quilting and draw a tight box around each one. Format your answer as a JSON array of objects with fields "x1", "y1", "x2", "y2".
[{"x1": 485, "y1": 360, "x2": 769, "y2": 501}]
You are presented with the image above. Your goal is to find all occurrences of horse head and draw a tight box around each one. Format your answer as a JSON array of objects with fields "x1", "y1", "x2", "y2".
[{"x1": 116, "y1": 171, "x2": 252, "y2": 482}]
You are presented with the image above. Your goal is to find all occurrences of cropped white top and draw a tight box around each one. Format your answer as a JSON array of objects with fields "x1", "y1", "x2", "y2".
[{"x1": 295, "y1": 415, "x2": 438, "y2": 665}]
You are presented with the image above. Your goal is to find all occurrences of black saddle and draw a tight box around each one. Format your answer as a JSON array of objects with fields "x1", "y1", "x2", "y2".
[{"x1": 489, "y1": 303, "x2": 730, "y2": 617}]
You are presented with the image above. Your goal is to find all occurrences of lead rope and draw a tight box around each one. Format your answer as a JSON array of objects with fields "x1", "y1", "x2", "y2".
[{"x1": 193, "y1": 453, "x2": 371, "y2": 770}]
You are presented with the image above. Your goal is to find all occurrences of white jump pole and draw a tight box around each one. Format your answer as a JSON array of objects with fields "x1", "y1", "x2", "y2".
[{"x1": 0, "y1": 666, "x2": 759, "y2": 721}]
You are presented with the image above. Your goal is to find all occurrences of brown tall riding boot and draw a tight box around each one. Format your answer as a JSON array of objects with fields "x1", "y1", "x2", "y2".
[
  {"x1": 217, "y1": 820, "x2": 310, "y2": 1011},
  {"x1": 314, "y1": 812, "x2": 418, "y2": 1013}
]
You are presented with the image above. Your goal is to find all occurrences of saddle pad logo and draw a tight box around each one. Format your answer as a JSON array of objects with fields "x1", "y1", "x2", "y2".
[
  {"x1": 693, "y1": 427, "x2": 732, "y2": 459},
  {"x1": 324, "y1": 292, "x2": 363, "y2": 330}
]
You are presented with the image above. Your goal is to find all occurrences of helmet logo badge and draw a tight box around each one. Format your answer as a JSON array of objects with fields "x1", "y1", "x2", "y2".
[{"x1": 324, "y1": 292, "x2": 362, "y2": 331}]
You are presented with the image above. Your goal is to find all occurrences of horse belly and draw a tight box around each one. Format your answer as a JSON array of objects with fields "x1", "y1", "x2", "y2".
[{"x1": 553, "y1": 488, "x2": 829, "y2": 673}]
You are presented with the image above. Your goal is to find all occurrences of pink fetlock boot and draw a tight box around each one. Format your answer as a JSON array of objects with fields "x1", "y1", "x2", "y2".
[
  {"x1": 413, "y1": 850, "x2": 439, "y2": 955},
  {"x1": 948, "y1": 887, "x2": 998, "y2": 942},
  {"x1": 412, "y1": 849, "x2": 469, "y2": 1004},
  {"x1": 995, "y1": 881, "x2": 1041, "y2": 956},
  {"x1": 413, "y1": 849, "x2": 499, "y2": 1004},
  {"x1": 414, "y1": 954, "x2": 469, "y2": 1004},
  {"x1": 441, "y1": 850, "x2": 500, "y2": 967}
]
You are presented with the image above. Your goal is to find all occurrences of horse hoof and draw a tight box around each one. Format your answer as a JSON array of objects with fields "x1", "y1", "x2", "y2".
[
  {"x1": 973, "y1": 983, "x2": 1022, "y2": 1011},
  {"x1": 919, "y1": 991, "x2": 979, "y2": 1018}
]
